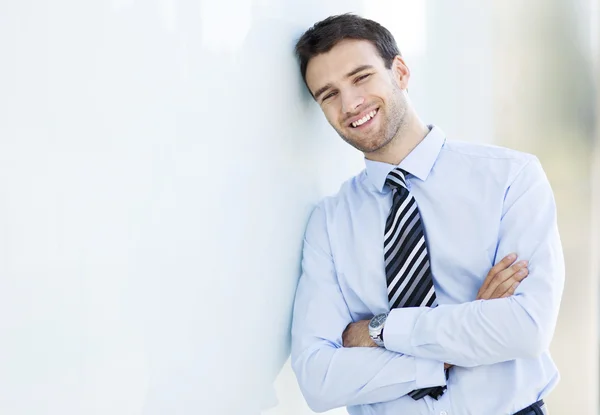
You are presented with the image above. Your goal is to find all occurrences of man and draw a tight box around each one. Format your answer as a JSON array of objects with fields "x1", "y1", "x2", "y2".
[{"x1": 290, "y1": 14, "x2": 564, "y2": 415}]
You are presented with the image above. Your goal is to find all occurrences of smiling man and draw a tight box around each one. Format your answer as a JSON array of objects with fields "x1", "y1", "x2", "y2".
[{"x1": 290, "y1": 14, "x2": 564, "y2": 415}]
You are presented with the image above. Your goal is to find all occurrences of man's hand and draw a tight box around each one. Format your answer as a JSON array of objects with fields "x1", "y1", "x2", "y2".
[
  {"x1": 476, "y1": 253, "x2": 529, "y2": 300},
  {"x1": 446, "y1": 255, "x2": 529, "y2": 370},
  {"x1": 342, "y1": 320, "x2": 378, "y2": 348}
]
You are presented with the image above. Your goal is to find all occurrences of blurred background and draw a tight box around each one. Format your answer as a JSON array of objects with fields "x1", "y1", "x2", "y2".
[{"x1": 0, "y1": 0, "x2": 598, "y2": 414}]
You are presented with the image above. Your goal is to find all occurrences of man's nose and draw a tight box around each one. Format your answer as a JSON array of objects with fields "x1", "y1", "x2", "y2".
[{"x1": 341, "y1": 91, "x2": 365, "y2": 115}]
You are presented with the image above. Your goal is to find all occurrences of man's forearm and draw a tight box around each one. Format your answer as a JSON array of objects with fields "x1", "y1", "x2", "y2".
[
  {"x1": 343, "y1": 319, "x2": 454, "y2": 369},
  {"x1": 383, "y1": 294, "x2": 556, "y2": 367},
  {"x1": 292, "y1": 342, "x2": 446, "y2": 412}
]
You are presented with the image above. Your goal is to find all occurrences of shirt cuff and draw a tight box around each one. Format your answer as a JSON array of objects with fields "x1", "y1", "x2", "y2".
[
  {"x1": 414, "y1": 357, "x2": 447, "y2": 389},
  {"x1": 383, "y1": 307, "x2": 428, "y2": 354}
]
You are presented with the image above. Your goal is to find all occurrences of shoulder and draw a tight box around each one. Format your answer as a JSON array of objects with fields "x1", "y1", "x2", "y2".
[
  {"x1": 315, "y1": 169, "x2": 367, "y2": 208},
  {"x1": 442, "y1": 140, "x2": 535, "y2": 162},
  {"x1": 440, "y1": 140, "x2": 540, "y2": 180},
  {"x1": 308, "y1": 169, "x2": 368, "y2": 221},
  {"x1": 304, "y1": 170, "x2": 366, "y2": 245}
]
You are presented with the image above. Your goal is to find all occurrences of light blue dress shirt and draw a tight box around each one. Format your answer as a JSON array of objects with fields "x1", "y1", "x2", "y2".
[{"x1": 291, "y1": 126, "x2": 564, "y2": 415}]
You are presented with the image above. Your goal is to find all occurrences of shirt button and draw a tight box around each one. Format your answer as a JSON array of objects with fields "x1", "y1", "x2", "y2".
[{"x1": 440, "y1": 412, "x2": 448, "y2": 415}]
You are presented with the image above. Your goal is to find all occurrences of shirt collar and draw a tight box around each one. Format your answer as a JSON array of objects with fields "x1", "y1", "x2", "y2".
[{"x1": 365, "y1": 125, "x2": 446, "y2": 192}]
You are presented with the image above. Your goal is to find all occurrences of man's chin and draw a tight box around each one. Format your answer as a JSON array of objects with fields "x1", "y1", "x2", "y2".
[
  {"x1": 338, "y1": 130, "x2": 390, "y2": 152},
  {"x1": 353, "y1": 138, "x2": 390, "y2": 154}
]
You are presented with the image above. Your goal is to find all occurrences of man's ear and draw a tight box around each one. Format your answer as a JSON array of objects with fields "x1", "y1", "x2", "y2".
[{"x1": 391, "y1": 55, "x2": 410, "y2": 90}]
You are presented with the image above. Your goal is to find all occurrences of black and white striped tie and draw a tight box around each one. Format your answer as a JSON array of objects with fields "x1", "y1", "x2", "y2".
[{"x1": 384, "y1": 168, "x2": 446, "y2": 401}]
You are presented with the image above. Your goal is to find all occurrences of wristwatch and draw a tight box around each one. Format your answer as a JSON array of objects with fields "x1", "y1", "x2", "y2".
[{"x1": 369, "y1": 313, "x2": 388, "y2": 347}]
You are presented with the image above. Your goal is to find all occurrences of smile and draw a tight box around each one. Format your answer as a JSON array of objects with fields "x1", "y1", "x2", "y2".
[{"x1": 351, "y1": 109, "x2": 378, "y2": 128}]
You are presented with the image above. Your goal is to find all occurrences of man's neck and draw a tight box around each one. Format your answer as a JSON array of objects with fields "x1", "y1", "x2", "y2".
[{"x1": 365, "y1": 116, "x2": 430, "y2": 166}]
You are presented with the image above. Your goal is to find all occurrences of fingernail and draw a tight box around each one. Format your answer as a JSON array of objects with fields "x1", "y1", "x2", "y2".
[
  {"x1": 518, "y1": 260, "x2": 528, "y2": 266},
  {"x1": 518, "y1": 268, "x2": 528, "y2": 275},
  {"x1": 508, "y1": 253, "x2": 517, "y2": 260}
]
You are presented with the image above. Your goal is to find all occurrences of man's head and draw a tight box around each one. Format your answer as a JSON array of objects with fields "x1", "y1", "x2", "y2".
[{"x1": 295, "y1": 14, "x2": 413, "y2": 156}]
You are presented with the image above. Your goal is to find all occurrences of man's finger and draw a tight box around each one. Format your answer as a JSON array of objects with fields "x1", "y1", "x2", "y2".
[
  {"x1": 479, "y1": 253, "x2": 517, "y2": 293},
  {"x1": 478, "y1": 260, "x2": 528, "y2": 300},
  {"x1": 490, "y1": 268, "x2": 528, "y2": 298},
  {"x1": 501, "y1": 281, "x2": 520, "y2": 298},
  {"x1": 499, "y1": 269, "x2": 529, "y2": 298},
  {"x1": 487, "y1": 263, "x2": 528, "y2": 297},
  {"x1": 487, "y1": 253, "x2": 518, "y2": 279}
]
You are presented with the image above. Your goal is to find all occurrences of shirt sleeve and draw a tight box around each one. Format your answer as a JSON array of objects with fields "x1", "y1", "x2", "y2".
[
  {"x1": 382, "y1": 156, "x2": 565, "y2": 367},
  {"x1": 291, "y1": 203, "x2": 446, "y2": 413}
]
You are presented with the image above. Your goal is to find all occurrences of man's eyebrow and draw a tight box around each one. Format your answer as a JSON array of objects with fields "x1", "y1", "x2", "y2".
[
  {"x1": 312, "y1": 65, "x2": 375, "y2": 100},
  {"x1": 313, "y1": 83, "x2": 333, "y2": 101},
  {"x1": 346, "y1": 65, "x2": 374, "y2": 78}
]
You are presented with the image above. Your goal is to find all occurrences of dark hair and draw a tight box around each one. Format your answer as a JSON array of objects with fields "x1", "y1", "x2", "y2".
[{"x1": 295, "y1": 14, "x2": 401, "y2": 92}]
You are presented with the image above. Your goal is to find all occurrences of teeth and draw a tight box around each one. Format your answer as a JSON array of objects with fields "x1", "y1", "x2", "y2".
[{"x1": 352, "y1": 109, "x2": 378, "y2": 127}]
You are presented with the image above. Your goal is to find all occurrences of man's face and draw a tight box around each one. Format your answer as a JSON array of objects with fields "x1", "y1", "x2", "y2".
[{"x1": 305, "y1": 39, "x2": 409, "y2": 154}]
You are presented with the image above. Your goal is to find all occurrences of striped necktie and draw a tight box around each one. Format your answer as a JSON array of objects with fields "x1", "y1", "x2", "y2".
[{"x1": 384, "y1": 168, "x2": 446, "y2": 400}]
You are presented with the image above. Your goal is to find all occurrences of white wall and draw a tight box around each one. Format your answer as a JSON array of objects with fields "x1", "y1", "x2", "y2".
[{"x1": 0, "y1": 1, "x2": 363, "y2": 414}]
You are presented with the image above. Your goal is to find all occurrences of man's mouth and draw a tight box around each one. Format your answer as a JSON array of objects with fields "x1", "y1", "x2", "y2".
[{"x1": 350, "y1": 108, "x2": 379, "y2": 128}]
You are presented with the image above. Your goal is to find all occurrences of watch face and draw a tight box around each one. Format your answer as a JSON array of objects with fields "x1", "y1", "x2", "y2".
[{"x1": 369, "y1": 313, "x2": 387, "y2": 329}]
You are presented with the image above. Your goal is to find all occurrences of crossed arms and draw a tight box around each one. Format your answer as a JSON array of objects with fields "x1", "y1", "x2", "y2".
[{"x1": 290, "y1": 158, "x2": 565, "y2": 412}]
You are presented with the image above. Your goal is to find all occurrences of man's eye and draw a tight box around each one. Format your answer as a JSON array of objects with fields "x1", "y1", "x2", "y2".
[
  {"x1": 356, "y1": 74, "x2": 371, "y2": 83},
  {"x1": 322, "y1": 91, "x2": 337, "y2": 102}
]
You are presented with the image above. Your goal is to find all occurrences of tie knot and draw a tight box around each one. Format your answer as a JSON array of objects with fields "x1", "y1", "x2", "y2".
[{"x1": 386, "y1": 168, "x2": 409, "y2": 191}]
